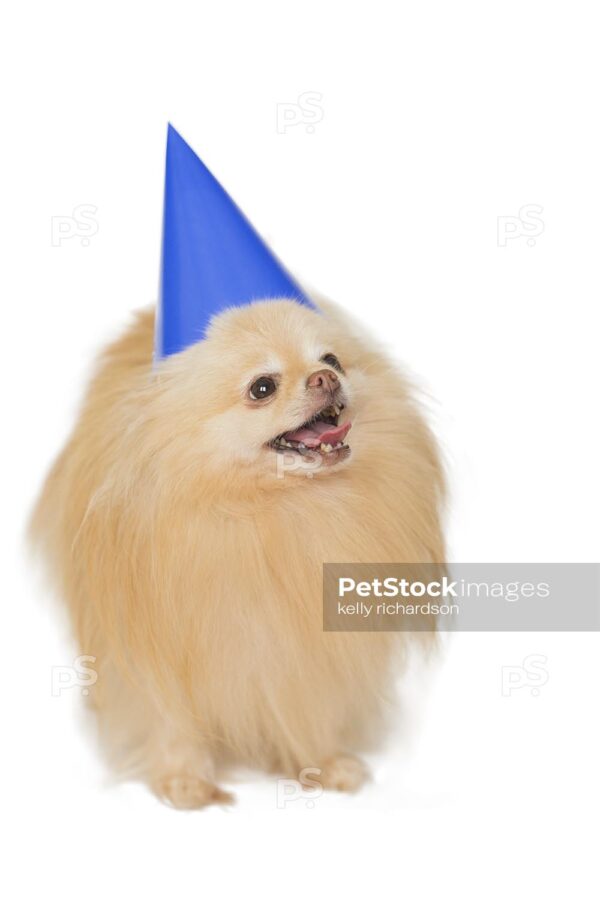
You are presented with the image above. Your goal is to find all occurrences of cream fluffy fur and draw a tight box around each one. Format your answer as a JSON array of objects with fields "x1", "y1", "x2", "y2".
[{"x1": 31, "y1": 298, "x2": 445, "y2": 808}]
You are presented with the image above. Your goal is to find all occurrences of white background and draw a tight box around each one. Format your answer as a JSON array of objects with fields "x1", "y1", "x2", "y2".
[{"x1": 2, "y1": 1, "x2": 599, "y2": 897}]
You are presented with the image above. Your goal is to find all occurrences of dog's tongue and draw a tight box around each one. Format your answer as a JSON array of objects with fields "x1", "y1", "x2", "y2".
[{"x1": 283, "y1": 420, "x2": 352, "y2": 449}]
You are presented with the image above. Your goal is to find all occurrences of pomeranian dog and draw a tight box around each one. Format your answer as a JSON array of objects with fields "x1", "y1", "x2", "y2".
[{"x1": 31, "y1": 296, "x2": 445, "y2": 808}]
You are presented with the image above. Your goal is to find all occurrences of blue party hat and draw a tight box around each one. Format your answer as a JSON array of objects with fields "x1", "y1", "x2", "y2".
[{"x1": 155, "y1": 124, "x2": 315, "y2": 359}]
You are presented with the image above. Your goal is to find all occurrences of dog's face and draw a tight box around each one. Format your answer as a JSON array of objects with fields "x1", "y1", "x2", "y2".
[{"x1": 158, "y1": 299, "x2": 372, "y2": 479}]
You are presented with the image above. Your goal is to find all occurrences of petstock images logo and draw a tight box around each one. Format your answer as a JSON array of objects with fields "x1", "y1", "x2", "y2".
[{"x1": 322, "y1": 563, "x2": 600, "y2": 632}]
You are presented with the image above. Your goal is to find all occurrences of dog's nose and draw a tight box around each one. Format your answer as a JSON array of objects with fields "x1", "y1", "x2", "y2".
[{"x1": 306, "y1": 368, "x2": 339, "y2": 391}]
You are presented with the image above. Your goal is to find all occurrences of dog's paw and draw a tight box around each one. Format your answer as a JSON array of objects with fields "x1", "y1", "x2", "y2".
[
  {"x1": 152, "y1": 775, "x2": 234, "y2": 810},
  {"x1": 318, "y1": 754, "x2": 370, "y2": 793}
]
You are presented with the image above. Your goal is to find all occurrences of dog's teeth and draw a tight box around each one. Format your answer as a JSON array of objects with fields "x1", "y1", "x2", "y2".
[
  {"x1": 298, "y1": 442, "x2": 306, "y2": 449},
  {"x1": 320, "y1": 443, "x2": 333, "y2": 453}
]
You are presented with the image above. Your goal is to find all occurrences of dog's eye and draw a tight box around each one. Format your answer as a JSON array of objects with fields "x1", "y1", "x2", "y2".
[
  {"x1": 321, "y1": 353, "x2": 343, "y2": 373},
  {"x1": 249, "y1": 376, "x2": 277, "y2": 400}
]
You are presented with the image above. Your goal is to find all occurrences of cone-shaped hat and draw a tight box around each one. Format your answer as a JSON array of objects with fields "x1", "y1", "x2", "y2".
[{"x1": 155, "y1": 125, "x2": 315, "y2": 358}]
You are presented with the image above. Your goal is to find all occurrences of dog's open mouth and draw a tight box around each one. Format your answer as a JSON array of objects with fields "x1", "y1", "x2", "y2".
[{"x1": 269, "y1": 402, "x2": 352, "y2": 463}]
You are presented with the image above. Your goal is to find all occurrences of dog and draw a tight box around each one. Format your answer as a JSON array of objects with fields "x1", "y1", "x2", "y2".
[{"x1": 31, "y1": 296, "x2": 445, "y2": 808}]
